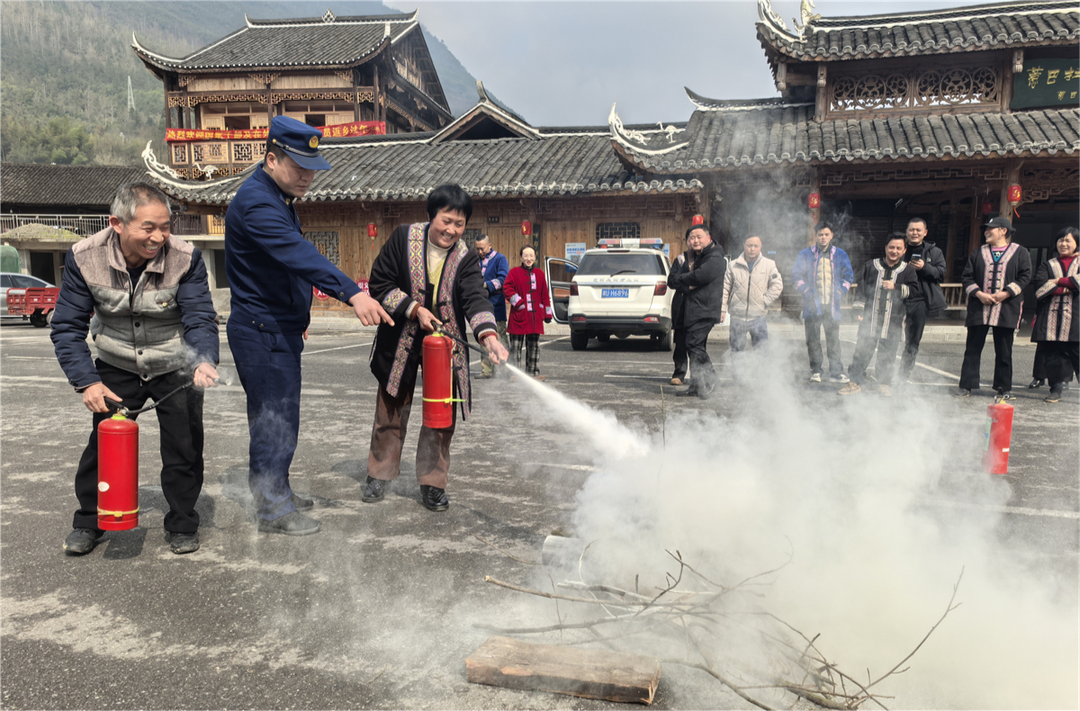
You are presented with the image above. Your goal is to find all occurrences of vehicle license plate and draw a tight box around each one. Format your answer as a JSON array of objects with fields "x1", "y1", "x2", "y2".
[{"x1": 601, "y1": 288, "x2": 629, "y2": 298}]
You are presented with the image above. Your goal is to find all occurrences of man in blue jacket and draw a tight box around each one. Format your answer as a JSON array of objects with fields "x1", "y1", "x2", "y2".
[
  {"x1": 791, "y1": 221, "x2": 853, "y2": 383},
  {"x1": 474, "y1": 234, "x2": 508, "y2": 378},
  {"x1": 51, "y1": 182, "x2": 219, "y2": 556},
  {"x1": 226, "y1": 116, "x2": 391, "y2": 536}
]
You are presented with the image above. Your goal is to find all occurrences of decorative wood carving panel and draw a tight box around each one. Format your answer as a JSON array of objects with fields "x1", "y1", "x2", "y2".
[
  {"x1": 830, "y1": 65, "x2": 1000, "y2": 114},
  {"x1": 1020, "y1": 167, "x2": 1080, "y2": 202},
  {"x1": 821, "y1": 165, "x2": 1006, "y2": 187}
]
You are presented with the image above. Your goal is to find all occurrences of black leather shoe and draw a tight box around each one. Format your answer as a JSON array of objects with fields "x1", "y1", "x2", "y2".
[
  {"x1": 420, "y1": 485, "x2": 449, "y2": 512},
  {"x1": 1028, "y1": 379, "x2": 1045, "y2": 389},
  {"x1": 257, "y1": 511, "x2": 321, "y2": 536},
  {"x1": 63, "y1": 528, "x2": 103, "y2": 556},
  {"x1": 996, "y1": 390, "x2": 1015, "y2": 401},
  {"x1": 165, "y1": 531, "x2": 200, "y2": 554},
  {"x1": 290, "y1": 493, "x2": 314, "y2": 512},
  {"x1": 674, "y1": 388, "x2": 699, "y2": 397},
  {"x1": 362, "y1": 476, "x2": 389, "y2": 503}
]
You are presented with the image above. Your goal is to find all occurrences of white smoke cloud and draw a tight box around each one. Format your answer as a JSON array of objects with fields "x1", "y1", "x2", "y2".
[{"x1": 511, "y1": 341, "x2": 1078, "y2": 709}]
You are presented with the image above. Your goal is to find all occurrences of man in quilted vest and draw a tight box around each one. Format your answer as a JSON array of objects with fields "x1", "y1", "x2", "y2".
[{"x1": 51, "y1": 182, "x2": 220, "y2": 556}]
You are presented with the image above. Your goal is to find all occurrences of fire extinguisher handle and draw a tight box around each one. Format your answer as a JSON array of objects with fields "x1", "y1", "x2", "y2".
[{"x1": 104, "y1": 398, "x2": 125, "y2": 414}]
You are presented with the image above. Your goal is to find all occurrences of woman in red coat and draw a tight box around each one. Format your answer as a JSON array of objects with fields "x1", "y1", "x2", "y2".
[{"x1": 503, "y1": 245, "x2": 552, "y2": 380}]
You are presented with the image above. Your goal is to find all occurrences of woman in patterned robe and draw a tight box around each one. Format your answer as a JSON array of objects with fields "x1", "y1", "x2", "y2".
[
  {"x1": 1031, "y1": 227, "x2": 1079, "y2": 403},
  {"x1": 363, "y1": 184, "x2": 507, "y2": 511}
]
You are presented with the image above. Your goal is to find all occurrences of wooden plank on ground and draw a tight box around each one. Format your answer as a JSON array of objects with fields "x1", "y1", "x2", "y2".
[{"x1": 465, "y1": 635, "x2": 661, "y2": 705}]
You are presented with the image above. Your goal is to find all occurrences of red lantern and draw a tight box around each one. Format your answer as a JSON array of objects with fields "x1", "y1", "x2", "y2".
[
  {"x1": 521, "y1": 220, "x2": 532, "y2": 237},
  {"x1": 691, "y1": 214, "x2": 704, "y2": 226},
  {"x1": 367, "y1": 223, "x2": 378, "y2": 239},
  {"x1": 981, "y1": 200, "x2": 993, "y2": 215},
  {"x1": 1007, "y1": 184, "x2": 1022, "y2": 204},
  {"x1": 808, "y1": 193, "x2": 821, "y2": 209}
]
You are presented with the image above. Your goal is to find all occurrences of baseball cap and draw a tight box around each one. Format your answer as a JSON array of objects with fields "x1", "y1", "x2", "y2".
[
  {"x1": 983, "y1": 216, "x2": 1013, "y2": 231},
  {"x1": 267, "y1": 116, "x2": 331, "y2": 171}
]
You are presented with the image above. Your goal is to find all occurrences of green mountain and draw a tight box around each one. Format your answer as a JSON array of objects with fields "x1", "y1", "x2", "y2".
[{"x1": 0, "y1": 1, "x2": 499, "y2": 166}]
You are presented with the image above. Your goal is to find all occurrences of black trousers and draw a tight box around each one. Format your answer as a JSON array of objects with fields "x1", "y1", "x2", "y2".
[
  {"x1": 73, "y1": 360, "x2": 204, "y2": 533},
  {"x1": 684, "y1": 321, "x2": 715, "y2": 389},
  {"x1": 804, "y1": 314, "x2": 844, "y2": 377},
  {"x1": 1032, "y1": 341, "x2": 1048, "y2": 380},
  {"x1": 1042, "y1": 341, "x2": 1080, "y2": 387},
  {"x1": 899, "y1": 300, "x2": 928, "y2": 380},
  {"x1": 960, "y1": 325, "x2": 1014, "y2": 392},
  {"x1": 672, "y1": 326, "x2": 689, "y2": 379},
  {"x1": 848, "y1": 326, "x2": 904, "y2": 386}
]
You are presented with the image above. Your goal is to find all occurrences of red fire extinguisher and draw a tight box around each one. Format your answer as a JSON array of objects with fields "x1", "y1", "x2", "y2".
[
  {"x1": 422, "y1": 331, "x2": 455, "y2": 429},
  {"x1": 98, "y1": 413, "x2": 140, "y2": 530},
  {"x1": 982, "y1": 400, "x2": 1014, "y2": 475}
]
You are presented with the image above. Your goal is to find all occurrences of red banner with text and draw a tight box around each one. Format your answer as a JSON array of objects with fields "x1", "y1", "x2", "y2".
[{"x1": 165, "y1": 121, "x2": 386, "y2": 142}]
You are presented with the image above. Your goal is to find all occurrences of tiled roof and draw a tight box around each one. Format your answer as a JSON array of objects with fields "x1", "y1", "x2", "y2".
[
  {"x1": 131, "y1": 11, "x2": 416, "y2": 71},
  {"x1": 143, "y1": 130, "x2": 703, "y2": 206},
  {"x1": 610, "y1": 100, "x2": 1080, "y2": 172},
  {"x1": 757, "y1": 0, "x2": 1079, "y2": 61},
  {"x1": 0, "y1": 164, "x2": 145, "y2": 208}
]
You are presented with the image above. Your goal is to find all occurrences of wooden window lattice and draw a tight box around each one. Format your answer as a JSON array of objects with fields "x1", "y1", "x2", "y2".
[
  {"x1": 596, "y1": 222, "x2": 641, "y2": 242},
  {"x1": 192, "y1": 142, "x2": 228, "y2": 164},
  {"x1": 304, "y1": 231, "x2": 340, "y2": 266},
  {"x1": 831, "y1": 65, "x2": 999, "y2": 114},
  {"x1": 172, "y1": 143, "x2": 188, "y2": 164}
]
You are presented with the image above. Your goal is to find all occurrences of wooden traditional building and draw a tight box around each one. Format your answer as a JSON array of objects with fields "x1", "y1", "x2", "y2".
[
  {"x1": 144, "y1": 83, "x2": 703, "y2": 313},
  {"x1": 145, "y1": 0, "x2": 1078, "y2": 316},
  {"x1": 609, "y1": 0, "x2": 1079, "y2": 287},
  {"x1": 133, "y1": 10, "x2": 453, "y2": 180}
]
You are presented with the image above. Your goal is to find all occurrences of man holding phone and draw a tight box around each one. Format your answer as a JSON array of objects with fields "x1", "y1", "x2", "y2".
[{"x1": 898, "y1": 217, "x2": 947, "y2": 383}]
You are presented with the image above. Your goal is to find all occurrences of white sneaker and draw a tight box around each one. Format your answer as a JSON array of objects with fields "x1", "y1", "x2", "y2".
[
  {"x1": 829, "y1": 374, "x2": 850, "y2": 384},
  {"x1": 809, "y1": 373, "x2": 822, "y2": 383}
]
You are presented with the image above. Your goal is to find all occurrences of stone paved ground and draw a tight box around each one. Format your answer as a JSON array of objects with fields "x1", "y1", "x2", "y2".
[{"x1": 2, "y1": 320, "x2": 1076, "y2": 709}]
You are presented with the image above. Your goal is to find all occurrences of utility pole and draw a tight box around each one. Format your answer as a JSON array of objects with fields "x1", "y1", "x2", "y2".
[{"x1": 127, "y1": 76, "x2": 136, "y2": 112}]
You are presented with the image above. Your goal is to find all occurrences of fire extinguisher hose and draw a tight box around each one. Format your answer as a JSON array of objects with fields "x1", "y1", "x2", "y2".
[
  {"x1": 105, "y1": 382, "x2": 193, "y2": 417},
  {"x1": 430, "y1": 320, "x2": 491, "y2": 359}
]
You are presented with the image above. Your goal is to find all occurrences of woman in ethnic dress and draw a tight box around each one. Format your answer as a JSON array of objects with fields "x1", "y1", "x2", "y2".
[
  {"x1": 956, "y1": 216, "x2": 1032, "y2": 400},
  {"x1": 1031, "y1": 227, "x2": 1079, "y2": 403}
]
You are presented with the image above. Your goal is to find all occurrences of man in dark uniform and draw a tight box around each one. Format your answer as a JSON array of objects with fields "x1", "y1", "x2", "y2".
[
  {"x1": 362, "y1": 184, "x2": 509, "y2": 512},
  {"x1": 225, "y1": 116, "x2": 391, "y2": 536},
  {"x1": 668, "y1": 224, "x2": 725, "y2": 399}
]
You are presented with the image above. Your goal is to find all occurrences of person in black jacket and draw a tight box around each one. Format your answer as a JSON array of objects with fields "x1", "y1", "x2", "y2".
[
  {"x1": 670, "y1": 234, "x2": 691, "y2": 385},
  {"x1": 667, "y1": 224, "x2": 725, "y2": 398},
  {"x1": 898, "y1": 217, "x2": 947, "y2": 382}
]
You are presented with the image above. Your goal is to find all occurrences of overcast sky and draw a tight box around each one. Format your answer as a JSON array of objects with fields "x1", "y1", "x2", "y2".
[{"x1": 386, "y1": 1, "x2": 982, "y2": 126}]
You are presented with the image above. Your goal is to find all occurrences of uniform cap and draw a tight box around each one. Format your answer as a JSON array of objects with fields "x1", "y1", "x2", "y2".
[{"x1": 267, "y1": 116, "x2": 331, "y2": 171}]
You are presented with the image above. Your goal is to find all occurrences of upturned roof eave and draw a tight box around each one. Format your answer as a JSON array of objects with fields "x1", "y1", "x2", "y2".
[{"x1": 619, "y1": 144, "x2": 1080, "y2": 176}]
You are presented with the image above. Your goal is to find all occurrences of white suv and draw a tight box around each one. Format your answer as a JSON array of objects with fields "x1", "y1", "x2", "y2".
[{"x1": 546, "y1": 247, "x2": 673, "y2": 351}]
